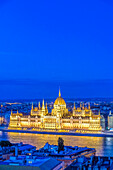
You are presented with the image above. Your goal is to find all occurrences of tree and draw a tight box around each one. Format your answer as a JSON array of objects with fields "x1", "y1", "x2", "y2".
[
  {"x1": 0, "y1": 140, "x2": 12, "y2": 147},
  {"x1": 58, "y1": 137, "x2": 64, "y2": 153}
]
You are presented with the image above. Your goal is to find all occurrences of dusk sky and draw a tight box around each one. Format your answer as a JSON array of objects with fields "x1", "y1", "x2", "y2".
[{"x1": 0, "y1": 0, "x2": 113, "y2": 99}]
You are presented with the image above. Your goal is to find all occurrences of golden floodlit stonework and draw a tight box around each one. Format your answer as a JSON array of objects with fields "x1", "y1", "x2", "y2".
[{"x1": 9, "y1": 89, "x2": 102, "y2": 131}]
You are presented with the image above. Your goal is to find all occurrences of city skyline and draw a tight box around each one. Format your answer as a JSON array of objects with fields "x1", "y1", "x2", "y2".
[{"x1": 0, "y1": 1, "x2": 113, "y2": 168}]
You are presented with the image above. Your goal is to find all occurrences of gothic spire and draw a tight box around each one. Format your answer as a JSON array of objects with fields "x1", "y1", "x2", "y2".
[
  {"x1": 38, "y1": 102, "x2": 40, "y2": 109},
  {"x1": 42, "y1": 99, "x2": 45, "y2": 109},
  {"x1": 59, "y1": 88, "x2": 61, "y2": 97}
]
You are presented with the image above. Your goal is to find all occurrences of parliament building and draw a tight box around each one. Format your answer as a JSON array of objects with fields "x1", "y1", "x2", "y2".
[{"x1": 9, "y1": 90, "x2": 102, "y2": 131}]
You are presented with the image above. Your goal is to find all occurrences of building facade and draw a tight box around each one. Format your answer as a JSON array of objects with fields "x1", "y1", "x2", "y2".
[
  {"x1": 9, "y1": 90, "x2": 101, "y2": 131},
  {"x1": 108, "y1": 111, "x2": 113, "y2": 130},
  {"x1": 100, "y1": 115, "x2": 105, "y2": 131}
]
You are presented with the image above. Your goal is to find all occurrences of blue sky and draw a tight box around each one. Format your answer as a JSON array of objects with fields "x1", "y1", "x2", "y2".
[{"x1": 0, "y1": 0, "x2": 113, "y2": 99}]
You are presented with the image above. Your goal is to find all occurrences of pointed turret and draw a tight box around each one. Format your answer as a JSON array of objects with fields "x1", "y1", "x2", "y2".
[
  {"x1": 74, "y1": 102, "x2": 76, "y2": 110},
  {"x1": 42, "y1": 99, "x2": 45, "y2": 109},
  {"x1": 99, "y1": 110, "x2": 100, "y2": 116},
  {"x1": 46, "y1": 102, "x2": 47, "y2": 110},
  {"x1": 17, "y1": 110, "x2": 19, "y2": 115},
  {"x1": 32, "y1": 102, "x2": 33, "y2": 110},
  {"x1": 82, "y1": 103, "x2": 84, "y2": 109},
  {"x1": 38, "y1": 102, "x2": 40, "y2": 109},
  {"x1": 11, "y1": 110, "x2": 13, "y2": 115},
  {"x1": 59, "y1": 88, "x2": 61, "y2": 97},
  {"x1": 80, "y1": 102, "x2": 82, "y2": 108},
  {"x1": 88, "y1": 103, "x2": 90, "y2": 110}
]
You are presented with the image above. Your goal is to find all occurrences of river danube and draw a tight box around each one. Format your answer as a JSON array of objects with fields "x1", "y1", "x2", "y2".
[{"x1": 0, "y1": 132, "x2": 113, "y2": 156}]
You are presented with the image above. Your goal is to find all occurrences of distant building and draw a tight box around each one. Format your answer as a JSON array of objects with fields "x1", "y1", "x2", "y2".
[
  {"x1": 9, "y1": 89, "x2": 101, "y2": 131},
  {"x1": 65, "y1": 155, "x2": 113, "y2": 170},
  {"x1": 108, "y1": 111, "x2": 113, "y2": 130},
  {"x1": 0, "y1": 141, "x2": 64, "y2": 170},
  {"x1": 36, "y1": 142, "x2": 96, "y2": 169},
  {"x1": 100, "y1": 115, "x2": 105, "y2": 130},
  {"x1": 0, "y1": 156, "x2": 63, "y2": 170},
  {"x1": 0, "y1": 141, "x2": 36, "y2": 161}
]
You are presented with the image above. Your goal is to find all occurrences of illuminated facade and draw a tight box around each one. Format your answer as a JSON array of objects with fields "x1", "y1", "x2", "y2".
[
  {"x1": 9, "y1": 90, "x2": 101, "y2": 131},
  {"x1": 108, "y1": 111, "x2": 113, "y2": 130}
]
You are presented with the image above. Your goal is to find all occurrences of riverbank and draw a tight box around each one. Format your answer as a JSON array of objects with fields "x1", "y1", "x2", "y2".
[{"x1": 0, "y1": 128, "x2": 113, "y2": 137}]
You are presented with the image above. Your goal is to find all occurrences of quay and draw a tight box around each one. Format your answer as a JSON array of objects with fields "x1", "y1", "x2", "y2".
[{"x1": 1, "y1": 128, "x2": 113, "y2": 137}]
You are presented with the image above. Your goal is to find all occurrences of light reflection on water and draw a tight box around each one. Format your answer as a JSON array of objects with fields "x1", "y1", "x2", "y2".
[{"x1": 0, "y1": 132, "x2": 113, "y2": 156}]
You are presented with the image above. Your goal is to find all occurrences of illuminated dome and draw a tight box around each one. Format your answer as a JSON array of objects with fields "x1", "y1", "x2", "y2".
[
  {"x1": 54, "y1": 89, "x2": 66, "y2": 105},
  {"x1": 54, "y1": 96, "x2": 66, "y2": 105}
]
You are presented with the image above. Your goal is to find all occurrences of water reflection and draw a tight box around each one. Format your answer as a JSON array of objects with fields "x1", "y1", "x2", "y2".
[{"x1": 0, "y1": 132, "x2": 113, "y2": 156}]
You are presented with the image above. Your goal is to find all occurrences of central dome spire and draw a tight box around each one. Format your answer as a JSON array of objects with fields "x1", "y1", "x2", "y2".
[
  {"x1": 54, "y1": 88, "x2": 66, "y2": 106},
  {"x1": 59, "y1": 88, "x2": 61, "y2": 97}
]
